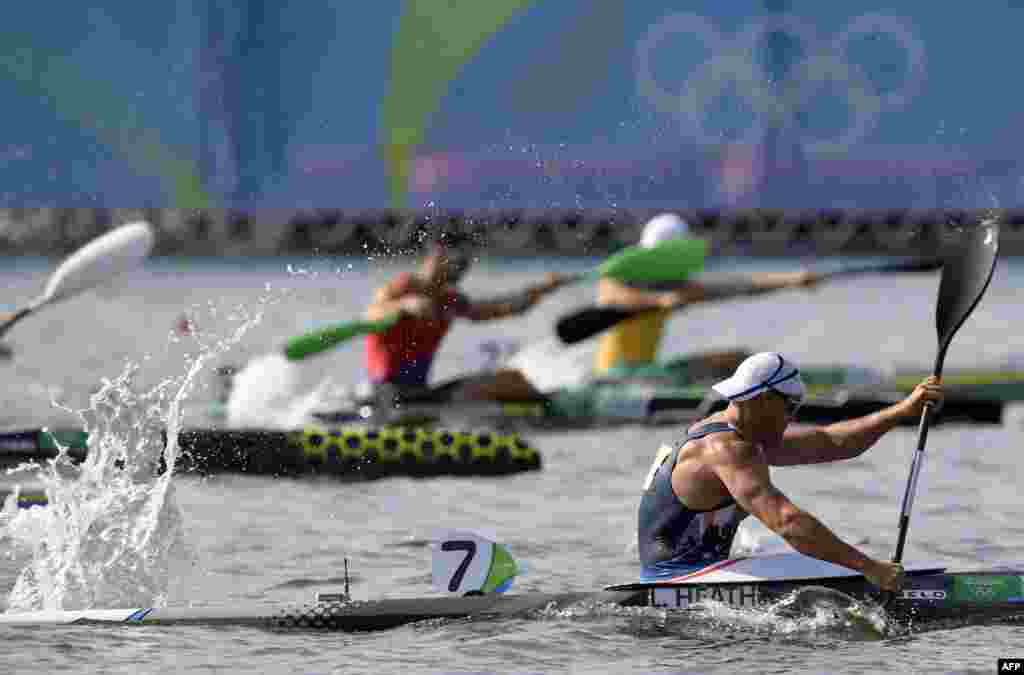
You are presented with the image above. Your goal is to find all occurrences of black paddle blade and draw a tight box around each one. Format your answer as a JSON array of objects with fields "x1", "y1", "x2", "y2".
[
  {"x1": 556, "y1": 306, "x2": 639, "y2": 344},
  {"x1": 887, "y1": 219, "x2": 999, "y2": 572},
  {"x1": 933, "y1": 220, "x2": 1000, "y2": 374}
]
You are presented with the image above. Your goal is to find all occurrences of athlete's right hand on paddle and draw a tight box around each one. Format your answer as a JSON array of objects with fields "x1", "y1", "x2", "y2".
[
  {"x1": 897, "y1": 376, "x2": 945, "y2": 417},
  {"x1": 528, "y1": 273, "x2": 571, "y2": 300},
  {"x1": 750, "y1": 270, "x2": 824, "y2": 294},
  {"x1": 789, "y1": 270, "x2": 823, "y2": 290},
  {"x1": 398, "y1": 295, "x2": 434, "y2": 319},
  {"x1": 864, "y1": 559, "x2": 906, "y2": 591}
]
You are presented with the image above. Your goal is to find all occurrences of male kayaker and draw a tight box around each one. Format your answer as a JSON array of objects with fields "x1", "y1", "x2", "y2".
[
  {"x1": 594, "y1": 213, "x2": 822, "y2": 381},
  {"x1": 638, "y1": 351, "x2": 944, "y2": 591},
  {"x1": 364, "y1": 233, "x2": 568, "y2": 403}
]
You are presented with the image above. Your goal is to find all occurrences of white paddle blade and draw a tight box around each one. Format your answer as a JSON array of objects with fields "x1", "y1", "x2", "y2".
[
  {"x1": 431, "y1": 529, "x2": 519, "y2": 596},
  {"x1": 38, "y1": 221, "x2": 155, "y2": 307}
]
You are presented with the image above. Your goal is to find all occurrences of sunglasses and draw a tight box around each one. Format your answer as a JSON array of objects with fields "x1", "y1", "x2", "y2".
[{"x1": 770, "y1": 388, "x2": 804, "y2": 419}]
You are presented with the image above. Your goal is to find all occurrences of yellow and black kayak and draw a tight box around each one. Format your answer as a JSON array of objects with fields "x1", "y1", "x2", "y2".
[{"x1": 0, "y1": 425, "x2": 542, "y2": 485}]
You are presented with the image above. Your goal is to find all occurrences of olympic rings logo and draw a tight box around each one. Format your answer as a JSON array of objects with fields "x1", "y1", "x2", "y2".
[{"x1": 634, "y1": 13, "x2": 927, "y2": 154}]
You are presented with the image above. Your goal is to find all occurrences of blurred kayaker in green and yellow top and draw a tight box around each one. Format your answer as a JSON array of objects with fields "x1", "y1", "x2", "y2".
[{"x1": 593, "y1": 213, "x2": 824, "y2": 382}]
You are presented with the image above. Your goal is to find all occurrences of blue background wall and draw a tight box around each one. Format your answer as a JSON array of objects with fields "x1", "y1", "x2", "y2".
[{"x1": 1, "y1": 1, "x2": 1021, "y2": 208}]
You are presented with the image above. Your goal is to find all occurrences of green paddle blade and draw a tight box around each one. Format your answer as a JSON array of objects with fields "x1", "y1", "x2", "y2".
[
  {"x1": 596, "y1": 238, "x2": 707, "y2": 283},
  {"x1": 283, "y1": 236, "x2": 704, "y2": 360},
  {"x1": 284, "y1": 314, "x2": 400, "y2": 361}
]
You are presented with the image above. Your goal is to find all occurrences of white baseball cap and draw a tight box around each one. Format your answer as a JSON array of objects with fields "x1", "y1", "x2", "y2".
[
  {"x1": 712, "y1": 352, "x2": 805, "y2": 402},
  {"x1": 640, "y1": 212, "x2": 690, "y2": 248}
]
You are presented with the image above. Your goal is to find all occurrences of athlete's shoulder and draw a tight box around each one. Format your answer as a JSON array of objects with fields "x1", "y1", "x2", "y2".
[
  {"x1": 697, "y1": 429, "x2": 763, "y2": 467},
  {"x1": 683, "y1": 419, "x2": 737, "y2": 441},
  {"x1": 678, "y1": 422, "x2": 731, "y2": 457}
]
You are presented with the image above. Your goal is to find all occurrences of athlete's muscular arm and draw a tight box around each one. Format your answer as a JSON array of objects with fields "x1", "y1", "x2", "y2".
[
  {"x1": 768, "y1": 377, "x2": 945, "y2": 466},
  {"x1": 713, "y1": 438, "x2": 906, "y2": 590},
  {"x1": 596, "y1": 278, "x2": 680, "y2": 311},
  {"x1": 712, "y1": 439, "x2": 873, "y2": 572},
  {"x1": 463, "y1": 273, "x2": 567, "y2": 321},
  {"x1": 596, "y1": 271, "x2": 819, "y2": 313},
  {"x1": 675, "y1": 271, "x2": 819, "y2": 307}
]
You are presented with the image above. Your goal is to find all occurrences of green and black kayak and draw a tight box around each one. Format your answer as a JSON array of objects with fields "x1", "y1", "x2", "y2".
[
  {"x1": 889, "y1": 367, "x2": 1024, "y2": 402},
  {"x1": 306, "y1": 363, "x2": 1012, "y2": 430},
  {"x1": 203, "y1": 358, "x2": 1018, "y2": 431}
]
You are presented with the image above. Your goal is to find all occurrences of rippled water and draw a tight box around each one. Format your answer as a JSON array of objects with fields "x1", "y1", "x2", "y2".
[{"x1": 1, "y1": 254, "x2": 1023, "y2": 674}]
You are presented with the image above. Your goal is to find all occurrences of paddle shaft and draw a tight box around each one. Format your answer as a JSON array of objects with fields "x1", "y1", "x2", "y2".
[
  {"x1": 0, "y1": 308, "x2": 34, "y2": 340},
  {"x1": 556, "y1": 257, "x2": 943, "y2": 345},
  {"x1": 891, "y1": 356, "x2": 942, "y2": 565},
  {"x1": 282, "y1": 239, "x2": 707, "y2": 361},
  {"x1": 819, "y1": 257, "x2": 941, "y2": 282},
  {"x1": 883, "y1": 362, "x2": 942, "y2": 608},
  {"x1": 285, "y1": 281, "x2": 573, "y2": 361},
  {"x1": 892, "y1": 310, "x2": 963, "y2": 563},
  {"x1": 883, "y1": 222, "x2": 999, "y2": 606}
]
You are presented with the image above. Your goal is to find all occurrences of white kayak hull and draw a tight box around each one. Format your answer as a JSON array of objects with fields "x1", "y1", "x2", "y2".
[{"x1": 653, "y1": 552, "x2": 947, "y2": 585}]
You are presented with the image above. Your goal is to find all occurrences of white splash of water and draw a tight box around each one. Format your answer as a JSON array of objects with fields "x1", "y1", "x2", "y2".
[
  {"x1": 694, "y1": 586, "x2": 892, "y2": 639},
  {"x1": 0, "y1": 305, "x2": 263, "y2": 613},
  {"x1": 224, "y1": 351, "x2": 346, "y2": 429},
  {"x1": 223, "y1": 261, "x2": 371, "y2": 429},
  {"x1": 225, "y1": 336, "x2": 532, "y2": 429}
]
